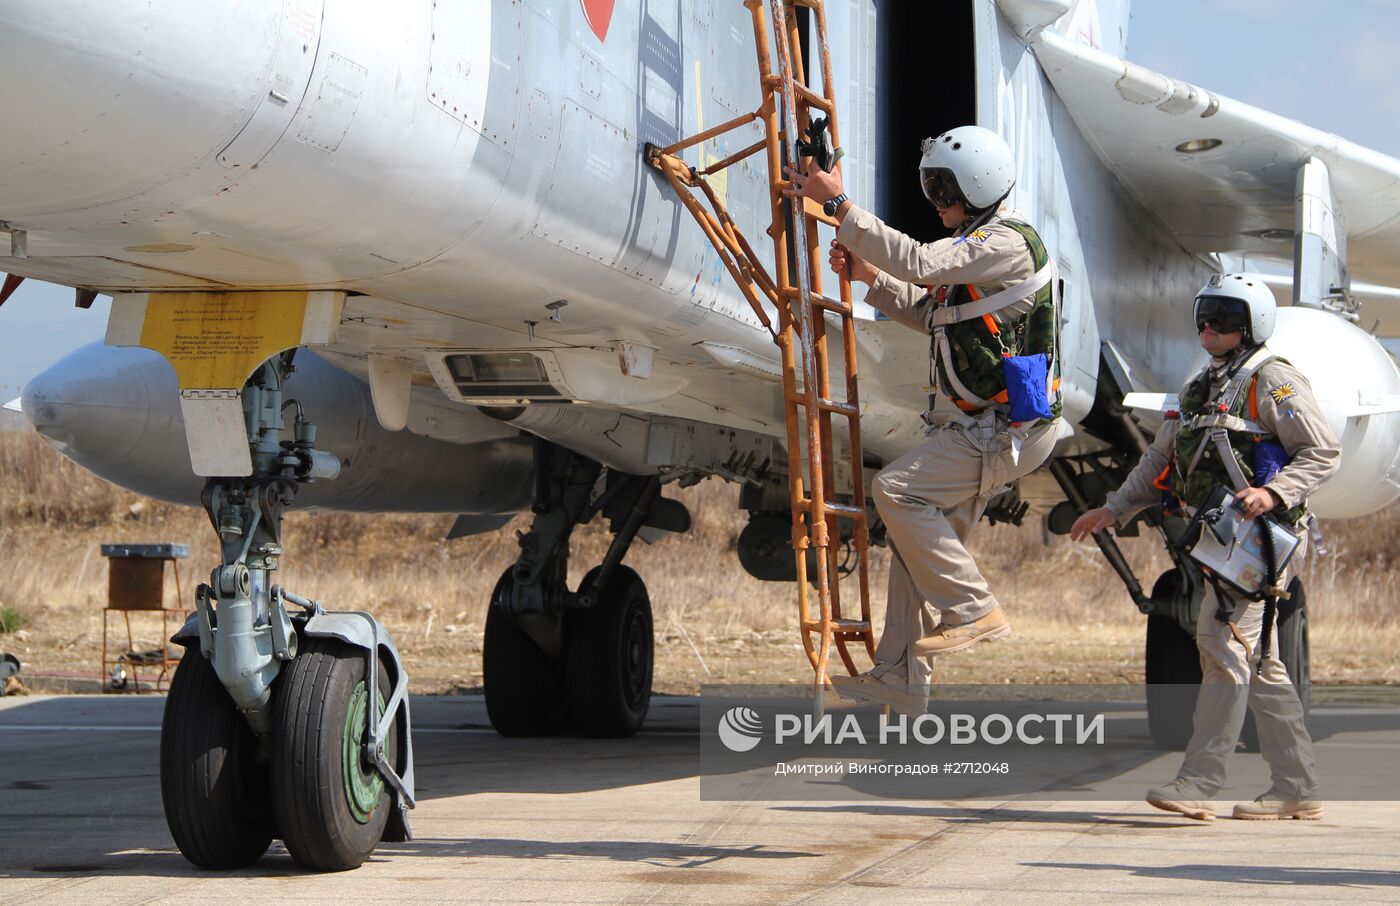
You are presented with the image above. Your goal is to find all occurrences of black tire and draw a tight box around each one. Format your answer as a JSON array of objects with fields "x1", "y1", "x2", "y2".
[
  {"x1": 566, "y1": 565, "x2": 653, "y2": 738},
  {"x1": 483, "y1": 569, "x2": 569, "y2": 737},
  {"x1": 160, "y1": 647, "x2": 274, "y2": 870},
  {"x1": 271, "y1": 637, "x2": 397, "y2": 872},
  {"x1": 1145, "y1": 571, "x2": 1203, "y2": 751},
  {"x1": 1242, "y1": 578, "x2": 1310, "y2": 752},
  {"x1": 1278, "y1": 578, "x2": 1311, "y2": 719}
]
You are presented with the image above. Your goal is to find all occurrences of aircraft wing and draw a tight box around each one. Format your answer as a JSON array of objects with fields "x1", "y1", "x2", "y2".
[{"x1": 1032, "y1": 29, "x2": 1400, "y2": 290}]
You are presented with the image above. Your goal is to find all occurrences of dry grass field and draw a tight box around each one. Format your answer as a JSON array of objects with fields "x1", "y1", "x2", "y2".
[{"x1": 0, "y1": 427, "x2": 1395, "y2": 693}]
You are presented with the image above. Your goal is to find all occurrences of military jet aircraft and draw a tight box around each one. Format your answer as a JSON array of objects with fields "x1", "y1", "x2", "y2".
[{"x1": 3, "y1": 0, "x2": 1398, "y2": 873}]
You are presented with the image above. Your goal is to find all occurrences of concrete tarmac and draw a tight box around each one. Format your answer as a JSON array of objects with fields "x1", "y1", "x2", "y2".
[{"x1": 1, "y1": 694, "x2": 1398, "y2": 904}]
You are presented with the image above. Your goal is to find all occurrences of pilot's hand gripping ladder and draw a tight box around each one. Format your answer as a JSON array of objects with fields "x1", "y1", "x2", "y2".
[{"x1": 647, "y1": 0, "x2": 873, "y2": 690}]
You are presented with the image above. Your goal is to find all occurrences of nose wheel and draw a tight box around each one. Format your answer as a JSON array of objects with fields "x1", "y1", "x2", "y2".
[
  {"x1": 160, "y1": 648, "x2": 274, "y2": 870},
  {"x1": 271, "y1": 637, "x2": 399, "y2": 871}
]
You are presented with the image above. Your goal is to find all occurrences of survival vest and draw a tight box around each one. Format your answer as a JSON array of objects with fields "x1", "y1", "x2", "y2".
[
  {"x1": 1163, "y1": 346, "x2": 1307, "y2": 524},
  {"x1": 923, "y1": 219, "x2": 1062, "y2": 419}
]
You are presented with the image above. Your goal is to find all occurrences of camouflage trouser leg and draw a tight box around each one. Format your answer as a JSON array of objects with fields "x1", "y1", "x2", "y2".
[{"x1": 1178, "y1": 558, "x2": 1319, "y2": 799}]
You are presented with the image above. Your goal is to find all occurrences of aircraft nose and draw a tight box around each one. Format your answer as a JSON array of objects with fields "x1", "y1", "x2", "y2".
[
  {"x1": 20, "y1": 343, "x2": 162, "y2": 458},
  {"x1": 0, "y1": 0, "x2": 288, "y2": 218}
]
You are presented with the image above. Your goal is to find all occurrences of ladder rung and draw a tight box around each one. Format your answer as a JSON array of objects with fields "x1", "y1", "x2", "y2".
[
  {"x1": 781, "y1": 287, "x2": 850, "y2": 315},
  {"x1": 810, "y1": 293, "x2": 851, "y2": 315},
  {"x1": 800, "y1": 499, "x2": 861, "y2": 518},
  {"x1": 803, "y1": 618, "x2": 872, "y2": 633},
  {"x1": 792, "y1": 83, "x2": 833, "y2": 115},
  {"x1": 821, "y1": 398, "x2": 858, "y2": 417},
  {"x1": 801, "y1": 196, "x2": 841, "y2": 227},
  {"x1": 790, "y1": 392, "x2": 858, "y2": 417}
]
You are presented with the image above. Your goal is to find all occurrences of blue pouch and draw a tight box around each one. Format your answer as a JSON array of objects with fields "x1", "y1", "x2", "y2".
[
  {"x1": 1253, "y1": 439, "x2": 1290, "y2": 485},
  {"x1": 1002, "y1": 353, "x2": 1052, "y2": 422}
]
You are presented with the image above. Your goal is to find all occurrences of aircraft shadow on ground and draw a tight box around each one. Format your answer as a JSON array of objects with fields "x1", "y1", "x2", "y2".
[
  {"x1": 3, "y1": 695, "x2": 1398, "y2": 804},
  {"x1": 771, "y1": 802, "x2": 1175, "y2": 830},
  {"x1": 378, "y1": 837, "x2": 818, "y2": 867},
  {"x1": 6, "y1": 838, "x2": 818, "y2": 880},
  {"x1": 1020, "y1": 861, "x2": 1400, "y2": 889}
]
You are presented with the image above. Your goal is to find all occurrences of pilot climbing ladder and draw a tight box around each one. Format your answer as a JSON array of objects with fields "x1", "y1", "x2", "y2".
[{"x1": 648, "y1": 0, "x2": 873, "y2": 690}]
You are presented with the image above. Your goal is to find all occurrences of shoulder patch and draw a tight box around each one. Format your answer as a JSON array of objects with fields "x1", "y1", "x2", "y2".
[
  {"x1": 1268, "y1": 382, "x2": 1297, "y2": 405},
  {"x1": 954, "y1": 228, "x2": 992, "y2": 246}
]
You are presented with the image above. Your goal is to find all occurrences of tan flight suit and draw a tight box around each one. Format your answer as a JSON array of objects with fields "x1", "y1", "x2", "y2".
[
  {"x1": 1104, "y1": 354, "x2": 1341, "y2": 798},
  {"x1": 835, "y1": 205, "x2": 1061, "y2": 690}
]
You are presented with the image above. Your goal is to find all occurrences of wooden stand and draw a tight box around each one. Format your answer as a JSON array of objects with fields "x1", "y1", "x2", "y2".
[{"x1": 101, "y1": 543, "x2": 189, "y2": 693}]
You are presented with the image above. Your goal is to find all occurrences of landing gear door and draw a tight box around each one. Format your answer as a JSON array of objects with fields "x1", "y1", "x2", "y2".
[
  {"x1": 1293, "y1": 156, "x2": 1351, "y2": 312},
  {"x1": 105, "y1": 291, "x2": 344, "y2": 477}
]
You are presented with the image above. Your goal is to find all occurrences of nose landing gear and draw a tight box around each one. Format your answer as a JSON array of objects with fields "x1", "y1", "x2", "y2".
[{"x1": 158, "y1": 355, "x2": 414, "y2": 872}]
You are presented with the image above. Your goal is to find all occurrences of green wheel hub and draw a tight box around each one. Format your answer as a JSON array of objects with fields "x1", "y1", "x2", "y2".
[{"x1": 341, "y1": 682, "x2": 386, "y2": 824}]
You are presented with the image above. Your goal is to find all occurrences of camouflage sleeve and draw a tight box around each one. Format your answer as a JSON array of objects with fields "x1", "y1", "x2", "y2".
[
  {"x1": 1253, "y1": 361, "x2": 1342, "y2": 510},
  {"x1": 836, "y1": 204, "x2": 1029, "y2": 287},
  {"x1": 862, "y1": 271, "x2": 934, "y2": 333},
  {"x1": 1103, "y1": 419, "x2": 1179, "y2": 522}
]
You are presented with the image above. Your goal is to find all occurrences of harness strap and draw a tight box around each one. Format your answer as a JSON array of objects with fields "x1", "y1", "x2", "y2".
[
  {"x1": 937, "y1": 328, "x2": 996, "y2": 408},
  {"x1": 1219, "y1": 346, "x2": 1274, "y2": 411},
  {"x1": 1182, "y1": 346, "x2": 1275, "y2": 491},
  {"x1": 1211, "y1": 429, "x2": 1252, "y2": 492},
  {"x1": 1187, "y1": 412, "x2": 1267, "y2": 434},
  {"x1": 923, "y1": 260, "x2": 1057, "y2": 329}
]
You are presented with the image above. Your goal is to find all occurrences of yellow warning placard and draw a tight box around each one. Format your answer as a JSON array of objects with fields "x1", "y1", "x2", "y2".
[{"x1": 137, "y1": 292, "x2": 310, "y2": 389}]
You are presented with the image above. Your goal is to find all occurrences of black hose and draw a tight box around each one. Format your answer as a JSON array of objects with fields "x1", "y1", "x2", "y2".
[{"x1": 1256, "y1": 516, "x2": 1279, "y2": 675}]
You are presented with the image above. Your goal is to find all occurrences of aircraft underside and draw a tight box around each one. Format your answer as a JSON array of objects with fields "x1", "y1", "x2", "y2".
[{"x1": 5, "y1": 0, "x2": 1400, "y2": 877}]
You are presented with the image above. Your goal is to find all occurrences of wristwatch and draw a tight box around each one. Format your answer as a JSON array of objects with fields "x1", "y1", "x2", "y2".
[{"x1": 823, "y1": 193, "x2": 848, "y2": 217}]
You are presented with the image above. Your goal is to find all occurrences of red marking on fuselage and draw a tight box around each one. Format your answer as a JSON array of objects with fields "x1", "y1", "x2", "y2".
[{"x1": 581, "y1": 0, "x2": 615, "y2": 42}]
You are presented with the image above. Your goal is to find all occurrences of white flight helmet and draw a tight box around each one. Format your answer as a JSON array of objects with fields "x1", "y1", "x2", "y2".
[
  {"x1": 1193, "y1": 273, "x2": 1277, "y2": 344},
  {"x1": 919, "y1": 125, "x2": 1016, "y2": 212}
]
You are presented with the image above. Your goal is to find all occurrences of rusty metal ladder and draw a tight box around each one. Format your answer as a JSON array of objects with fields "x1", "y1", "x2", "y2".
[{"x1": 647, "y1": 0, "x2": 873, "y2": 690}]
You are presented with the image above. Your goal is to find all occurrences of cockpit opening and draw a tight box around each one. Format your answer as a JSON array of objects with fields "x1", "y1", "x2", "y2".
[{"x1": 875, "y1": 0, "x2": 977, "y2": 242}]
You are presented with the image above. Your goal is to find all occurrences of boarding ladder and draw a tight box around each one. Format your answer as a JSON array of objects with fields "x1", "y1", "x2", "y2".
[{"x1": 647, "y1": 0, "x2": 873, "y2": 689}]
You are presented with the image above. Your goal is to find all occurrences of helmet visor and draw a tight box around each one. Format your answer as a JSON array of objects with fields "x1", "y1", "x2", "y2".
[
  {"x1": 1194, "y1": 295, "x2": 1250, "y2": 334},
  {"x1": 920, "y1": 167, "x2": 965, "y2": 209}
]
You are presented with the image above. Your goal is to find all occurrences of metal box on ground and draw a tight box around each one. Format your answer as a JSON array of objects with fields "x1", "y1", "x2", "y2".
[{"x1": 100, "y1": 543, "x2": 189, "y2": 692}]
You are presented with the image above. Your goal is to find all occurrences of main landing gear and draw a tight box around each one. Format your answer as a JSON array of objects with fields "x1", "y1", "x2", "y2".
[
  {"x1": 159, "y1": 355, "x2": 414, "y2": 872},
  {"x1": 482, "y1": 440, "x2": 688, "y2": 738}
]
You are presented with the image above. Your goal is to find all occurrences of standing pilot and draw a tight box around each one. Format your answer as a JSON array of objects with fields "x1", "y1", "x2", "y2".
[
  {"x1": 788, "y1": 126, "x2": 1061, "y2": 714},
  {"x1": 1072, "y1": 274, "x2": 1340, "y2": 820}
]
